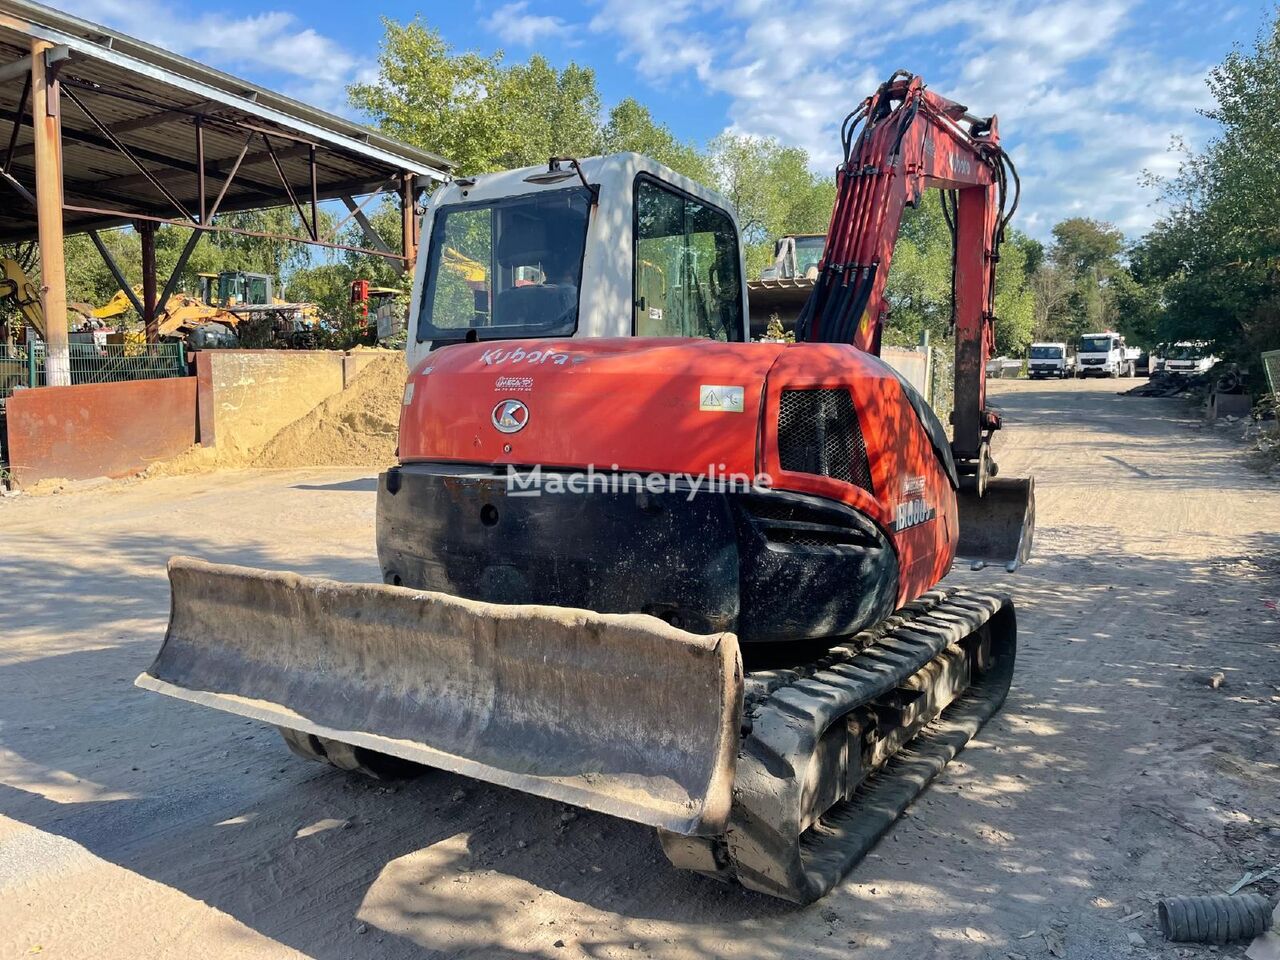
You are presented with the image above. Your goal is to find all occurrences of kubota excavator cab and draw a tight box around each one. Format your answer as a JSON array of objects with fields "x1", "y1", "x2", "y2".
[{"x1": 405, "y1": 153, "x2": 749, "y2": 372}]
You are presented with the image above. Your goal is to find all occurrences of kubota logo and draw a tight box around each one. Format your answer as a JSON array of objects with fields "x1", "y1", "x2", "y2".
[{"x1": 492, "y1": 399, "x2": 529, "y2": 434}]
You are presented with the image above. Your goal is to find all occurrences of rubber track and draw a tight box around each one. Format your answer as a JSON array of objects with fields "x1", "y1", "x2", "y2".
[{"x1": 671, "y1": 587, "x2": 1016, "y2": 904}]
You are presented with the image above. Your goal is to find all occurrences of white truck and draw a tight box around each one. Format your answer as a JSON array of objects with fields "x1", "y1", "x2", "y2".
[
  {"x1": 1027, "y1": 342, "x2": 1073, "y2": 379},
  {"x1": 1162, "y1": 341, "x2": 1218, "y2": 375},
  {"x1": 1076, "y1": 331, "x2": 1139, "y2": 378}
]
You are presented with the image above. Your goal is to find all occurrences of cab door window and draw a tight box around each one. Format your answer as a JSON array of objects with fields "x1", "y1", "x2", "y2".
[{"x1": 634, "y1": 177, "x2": 742, "y2": 340}]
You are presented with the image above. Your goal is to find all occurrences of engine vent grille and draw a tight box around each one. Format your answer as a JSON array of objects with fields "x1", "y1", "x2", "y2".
[{"x1": 777, "y1": 389, "x2": 875, "y2": 494}]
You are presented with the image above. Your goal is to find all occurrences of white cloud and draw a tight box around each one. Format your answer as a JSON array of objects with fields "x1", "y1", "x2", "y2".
[
  {"x1": 483, "y1": 1, "x2": 575, "y2": 46},
  {"x1": 589, "y1": 0, "x2": 715, "y2": 81},
  {"x1": 57, "y1": 0, "x2": 362, "y2": 114},
  {"x1": 59, "y1": 0, "x2": 1225, "y2": 237},
  {"x1": 590, "y1": 0, "x2": 1220, "y2": 238}
]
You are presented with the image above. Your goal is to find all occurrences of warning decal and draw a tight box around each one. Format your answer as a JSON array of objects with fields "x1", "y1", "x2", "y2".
[{"x1": 699, "y1": 385, "x2": 745, "y2": 413}]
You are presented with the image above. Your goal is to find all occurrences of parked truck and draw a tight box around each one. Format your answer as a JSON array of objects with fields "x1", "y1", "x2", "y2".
[
  {"x1": 1027, "y1": 342, "x2": 1073, "y2": 379},
  {"x1": 1162, "y1": 341, "x2": 1218, "y2": 375},
  {"x1": 1076, "y1": 331, "x2": 1139, "y2": 378}
]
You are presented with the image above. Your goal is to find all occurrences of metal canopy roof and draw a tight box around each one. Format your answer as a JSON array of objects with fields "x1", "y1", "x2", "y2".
[{"x1": 0, "y1": 0, "x2": 452, "y2": 244}]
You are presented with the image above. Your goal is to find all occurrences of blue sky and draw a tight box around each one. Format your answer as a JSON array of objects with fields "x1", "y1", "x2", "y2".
[{"x1": 61, "y1": 0, "x2": 1272, "y2": 240}]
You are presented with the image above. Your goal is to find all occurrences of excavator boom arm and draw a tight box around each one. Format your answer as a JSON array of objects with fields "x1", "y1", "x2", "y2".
[
  {"x1": 798, "y1": 72, "x2": 1020, "y2": 474},
  {"x1": 1, "y1": 258, "x2": 46, "y2": 342}
]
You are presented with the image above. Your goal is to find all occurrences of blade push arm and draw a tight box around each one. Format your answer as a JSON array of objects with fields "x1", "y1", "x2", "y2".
[{"x1": 797, "y1": 72, "x2": 1020, "y2": 489}]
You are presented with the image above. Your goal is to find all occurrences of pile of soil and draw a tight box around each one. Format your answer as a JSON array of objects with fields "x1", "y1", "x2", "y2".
[{"x1": 252, "y1": 353, "x2": 405, "y2": 468}]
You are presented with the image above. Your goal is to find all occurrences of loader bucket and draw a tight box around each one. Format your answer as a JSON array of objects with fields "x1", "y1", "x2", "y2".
[
  {"x1": 137, "y1": 557, "x2": 743, "y2": 835},
  {"x1": 954, "y1": 476, "x2": 1035, "y2": 572}
]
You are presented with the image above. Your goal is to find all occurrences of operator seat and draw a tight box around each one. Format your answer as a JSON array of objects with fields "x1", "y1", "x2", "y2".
[{"x1": 492, "y1": 211, "x2": 578, "y2": 331}]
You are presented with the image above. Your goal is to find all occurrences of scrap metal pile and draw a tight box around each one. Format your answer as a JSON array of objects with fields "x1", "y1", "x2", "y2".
[
  {"x1": 1121, "y1": 370, "x2": 1209, "y2": 397},
  {"x1": 1122, "y1": 364, "x2": 1244, "y2": 399}
]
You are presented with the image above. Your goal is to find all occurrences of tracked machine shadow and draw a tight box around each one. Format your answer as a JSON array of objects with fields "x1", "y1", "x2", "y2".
[{"x1": 137, "y1": 73, "x2": 1034, "y2": 904}]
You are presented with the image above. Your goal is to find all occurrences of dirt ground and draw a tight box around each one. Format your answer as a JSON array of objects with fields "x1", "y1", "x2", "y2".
[{"x1": 1, "y1": 377, "x2": 1277, "y2": 960}]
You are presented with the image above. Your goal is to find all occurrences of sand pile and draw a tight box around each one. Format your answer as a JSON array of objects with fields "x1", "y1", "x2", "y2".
[
  {"x1": 252, "y1": 353, "x2": 405, "y2": 468},
  {"x1": 142, "y1": 444, "x2": 228, "y2": 477}
]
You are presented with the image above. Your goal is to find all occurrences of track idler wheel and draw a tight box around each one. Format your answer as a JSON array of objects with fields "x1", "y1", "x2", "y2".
[{"x1": 278, "y1": 727, "x2": 428, "y2": 781}]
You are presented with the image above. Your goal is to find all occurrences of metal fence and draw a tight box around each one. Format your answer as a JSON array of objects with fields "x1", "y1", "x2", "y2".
[
  {"x1": 0, "y1": 341, "x2": 187, "y2": 401},
  {"x1": 1263, "y1": 350, "x2": 1280, "y2": 398}
]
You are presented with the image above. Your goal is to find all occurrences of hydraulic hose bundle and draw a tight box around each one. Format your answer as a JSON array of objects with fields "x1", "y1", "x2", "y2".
[{"x1": 796, "y1": 71, "x2": 1020, "y2": 352}]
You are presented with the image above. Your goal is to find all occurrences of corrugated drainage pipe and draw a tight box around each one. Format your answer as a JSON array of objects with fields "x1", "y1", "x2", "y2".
[{"x1": 1157, "y1": 894, "x2": 1272, "y2": 943}]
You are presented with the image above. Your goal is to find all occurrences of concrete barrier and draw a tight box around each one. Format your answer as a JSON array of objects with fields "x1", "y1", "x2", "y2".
[
  {"x1": 194, "y1": 350, "x2": 347, "y2": 456},
  {"x1": 6, "y1": 377, "x2": 197, "y2": 487},
  {"x1": 1208, "y1": 391, "x2": 1252, "y2": 420},
  {"x1": 881, "y1": 346, "x2": 932, "y2": 401},
  {"x1": 193, "y1": 349, "x2": 403, "y2": 455}
]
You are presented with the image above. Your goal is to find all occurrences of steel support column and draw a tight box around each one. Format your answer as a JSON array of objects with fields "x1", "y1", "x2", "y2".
[
  {"x1": 31, "y1": 39, "x2": 69, "y2": 386},
  {"x1": 139, "y1": 220, "x2": 158, "y2": 342},
  {"x1": 401, "y1": 174, "x2": 417, "y2": 271}
]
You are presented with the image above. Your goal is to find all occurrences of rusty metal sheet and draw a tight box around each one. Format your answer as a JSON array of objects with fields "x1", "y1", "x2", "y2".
[{"x1": 6, "y1": 376, "x2": 196, "y2": 486}]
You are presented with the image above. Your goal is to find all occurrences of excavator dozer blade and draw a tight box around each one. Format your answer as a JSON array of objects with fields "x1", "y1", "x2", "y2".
[
  {"x1": 136, "y1": 557, "x2": 743, "y2": 836},
  {"x1": 955, "y1": 476, "x2": 1035, "y2": 572}
]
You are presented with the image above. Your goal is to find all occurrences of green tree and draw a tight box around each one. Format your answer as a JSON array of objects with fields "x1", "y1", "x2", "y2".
[
  {"x1": 994, "y1": 232, "x2": 1036, "y2": 355},
  {"x1": 1030, "y1": 263, "x2": 1074, "y2": 341},
  {"x1": 496, "y1": 57, "x2": 602, "y2": 168},
  {"x1": 601, "y1": 99, "x2": 712, "y2": 183},
  {"x1": 1126, "y1": 12, "x2": 1280, "y2": 363},
  {"x1": 1108, "y1": 268, "x2": 1163, "y2": 346},
  {"x1": 883, "y1": 200, "x2": 954, "y2": 346},
  {"x1": 349, "y1": 18, "x2": 601, "y2": 176},
  {"x1": 882, "y1": 200, "x2": 1035, "y2": 356},
  {"x1": 1026, "y1": 217, "x2": 1129, "y2": 344},
  {"x1": 1050, "y1": 218, "x2": 1124, "y2": 275},
  {"x1": 1053, "y1": 217, "x2": 1124, "y2": 339},
  {"x1": 707, "y1": 134, "x2": 834, "y2": 277}
]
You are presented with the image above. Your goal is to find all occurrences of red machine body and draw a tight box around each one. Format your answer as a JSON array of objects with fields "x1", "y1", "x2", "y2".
[
  {"x1": 380, "y1": 71, "x2": 1027, "y2": 651},
  {"x1": 384, "y1": 336, "x2": 959, "y2": 644},
  {"x1": 350, "y1": 279, "x2": 371, "y2": 317},
  {"x1": 398, "y1": 339, "x2": 957, "y2": 608},
  {"x1": 135, "y1": 73, "x2": 1033, "y2": 907}
]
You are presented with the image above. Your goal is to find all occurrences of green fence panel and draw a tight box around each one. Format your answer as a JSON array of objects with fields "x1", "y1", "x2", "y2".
[
  {"x1": 0, "y1": 341, "x2": 186, "y2": 401},
  {"x1": 1262, "y1": 350, "x2": 1280, "y2": 398},
  {"x1": 0, "y1": 347, "x2": 29, "y2": 400}
]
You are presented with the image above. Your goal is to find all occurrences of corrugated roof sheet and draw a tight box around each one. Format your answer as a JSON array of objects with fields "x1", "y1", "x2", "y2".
[{"x1": 0, "y1": 0, "x2": 452, "y2": 242}]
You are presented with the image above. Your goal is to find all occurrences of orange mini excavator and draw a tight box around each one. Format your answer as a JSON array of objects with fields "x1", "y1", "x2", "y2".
[{"x1": 138, "y1": 73, "x2": 1034, "y2": 903}]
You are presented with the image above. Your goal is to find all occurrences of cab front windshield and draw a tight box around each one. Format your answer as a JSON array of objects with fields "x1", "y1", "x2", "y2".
[
  {"x1": 417, "y1": 188, "x2": 591, "y2": 342},
  {"x1": 1166, "y1": 344, "x2": 1202, "y2": 360},
  {"x1": 794, "y1": 236, "x2": 825, "y2": 276},
  {"x1": 1078, "y1": 336, "x2": 1114, "y2": 353},
  {"x1": 1030, "y1": 345, "x2": 1063, "y2": 359}
]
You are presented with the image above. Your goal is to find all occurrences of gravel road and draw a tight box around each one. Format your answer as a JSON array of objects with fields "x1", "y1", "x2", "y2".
[{"x1": 2, "y1": 377, "x2": 1277, "y2": 959}]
